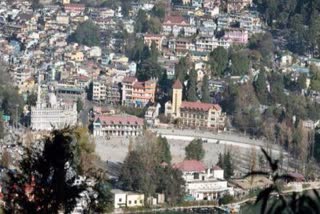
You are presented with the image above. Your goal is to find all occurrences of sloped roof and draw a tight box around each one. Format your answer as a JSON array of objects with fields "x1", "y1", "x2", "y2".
[
  {"x1": 95, "y1": 115, "x2": 144, "y2": 126},
  {"x1": 181, "y1": 101, "x2": 221, "y2": 112},
  {"x1": 173, "y1": 160, "x2": 206, "y2": 172},
  {"x1": 172, "y1": 79, "x2": 183, "y2": 89}
]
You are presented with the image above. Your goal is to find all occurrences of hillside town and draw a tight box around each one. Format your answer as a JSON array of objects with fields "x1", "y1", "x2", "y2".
[{"x1": 1, "y1": 0, "x2": 320, "y2": 213}]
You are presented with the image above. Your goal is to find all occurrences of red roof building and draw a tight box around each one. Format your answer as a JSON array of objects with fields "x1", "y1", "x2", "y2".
[
  {"x1": 173, "y1": 160, "x2": 206, "y2": 172},
  {"x1": 64, "y1": 3, "x2": 85, "y2": 13},
  {"x1": 93, "y1": 115, "x2": 144, "y2": 137},
  {"x1": 181, "y1": 101, "x2": 221, "y2": 111}
]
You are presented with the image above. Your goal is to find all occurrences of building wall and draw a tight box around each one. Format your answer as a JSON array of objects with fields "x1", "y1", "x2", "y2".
[
  {"x1": 126, "y1": 194, "x2": 145, "y2": 207},
  {"x1": 31, "y1": 104, "x2": 77, "y2": 131},
  {"x1": 172, "y1": 88, "x2": 182, "y2": 117},
  {"x1": 114, "y1": 193, "x2": 127, "y2": 209}
]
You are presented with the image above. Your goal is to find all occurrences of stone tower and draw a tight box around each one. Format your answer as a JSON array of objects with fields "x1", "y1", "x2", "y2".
[{"x1": 172, "y1": 79, "x2": 183, "y2": 118}]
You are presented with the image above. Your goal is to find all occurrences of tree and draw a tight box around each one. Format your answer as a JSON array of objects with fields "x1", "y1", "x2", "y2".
[
  {"x1": 150, "y1": 41, "x2": 159, "y2": 62},
  {"x1": 73, "y1": 127, "x2": 97, "y2": 176},
  {"x1": 217, "y1": 153, "x2": 224, "y2": 168},
  {"x1": 119, "y1": 133, "x2": 184, "y2": 203},
  {"x1": 229, "y1": 52, "x2": 250, "y2": 76},
  {"x1": 208, "y1": 47, "x2": 228, "y2": 77},
  {"x1": 253, "y1": 69, "x2": 269, "y2": 105},
  {"x1": 223, "y1": 151, "x2": 234, "y2": 179},
  {"x1": 297, "y1": 74, "x2": 307, "y2": 91},
  {"x1": 27, "y1": 93, "x2": 37, "y2": 106},
  {"x1": 155, "y1": 166, "x2": 185, "y2": 205},
  {"x1": 201, "y1": 74, "x2": 210, "y2": 103},
  {"x1": 136, "y1": 59, "x2": 165, "y2": 81},
  {"x1": 119, "y1": 151, "x2": 145, "y2": 192},
  {"x1": 185, "y1": 139, "x2": 205, "y2": 160},
  {"x1": 186, "y1": 69, "x2": 198, "y2": 101},
  {"x1": 71, "y1": 20, "x2": 100, "y2": 47},
  {"x1": 76, "y1": 98, "x2": 83, "y2": 113},
  {"x1": 0, "y1": 112, "x2": 4, "y2": 139},
  {"x1": 151, "y1": 3, "x2": 166, "y2": 20},
  {"x1": 135, "y1": 10, "x2": 149, "y2": 33},
  {"x1": 157, "y1": 136, "x2": 172, "y2": 164},
  {"x1": 269, "y1": 72, "x2": 286, "y2": 104},
  {"x1": 175, "y1": 57, "x2": 189, "y2": 84},
  {"x1": 3, "y1": 128, "x2": 87, "y2": 213}
]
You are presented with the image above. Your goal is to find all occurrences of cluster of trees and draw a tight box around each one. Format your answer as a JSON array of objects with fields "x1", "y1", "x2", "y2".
[
  {"x1": 174, "y1": 56, "x2": 211, "y2": 103},
  {"x1": 0, "y1": 64, "x2": 24, "y2": 126},
  {"x1": 118, "y1": 133, "x2": 185, "y2": 205},
  {"x1": 126, "y1": 38, "x2": 165, "y2": 81},
  {"x1": 70, "y1": 21, "x2": 100, "y2": 47},
  {"x1": 134, "y1": 9, "x2": 162, "y2": 34},
  {"x1": 255, "y1": 0, "x2": 320, "y2": 55},
  {"x1": 310, "y1": 64, "x2": 320, "y2": 91},
  {"x1": 217, "y1": 151, "x2": 234, "y2": 179},
  {"x1": 208, "y1": 47, "x2": 250, "y2": 77},
  {"x1": 2, "y1": 127, "x2": 113, "y2": 213},
  {"x1": 185, "y1": 139, "x2": 205, "y2": 160}
]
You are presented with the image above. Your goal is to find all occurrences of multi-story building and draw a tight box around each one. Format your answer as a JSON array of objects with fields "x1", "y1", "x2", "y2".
[
  {"x1": 223, "y1": 28, "x2": 248, "y2": 45},
  {"x1": 93, "y1": 115, "x2": 144, "y2": 137},
  {"x1": 92, "y1": 79, "x2": 120, "y2": 104},
  {"x1": 122, "y1": 76, "x2": 156, "y2": 107},
  {"x1": 173, "y1": 160, "x2": 232, "y2": 200},
  {"x1": 144, "y1": 34, "x2": 164, "y2": 51},
  {"x1": 64, "y1": 3, "x2": 85, "y2": 15},
  {"x1": 167, "y1": 80, "x2": 226, "y2": 130},
  {"x1": 162, "y1": 15, "x2": 190, "y2": 37},
  {"x1": 227, "y1": 0, "x2": 252, "y2": 13},
  {"x1": 93, "y1": 80, "x2": 107, "y2": 102},
  {"x1": 31, "y1": 84, "x2": 77, "y2": 131},
  {"x1": 195, "y1": 36, "x2": 218, "y2": 52},
  {"x1": 13, "y1": 67, "x2": 32, "y2": 86}
]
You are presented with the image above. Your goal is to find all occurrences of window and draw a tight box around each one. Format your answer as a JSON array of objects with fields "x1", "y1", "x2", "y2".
[
  {"x1": 119, "y1": 198, "x2": 122, "y2": 202},
  {"x1": 194, "y1": 173, "x2": 199, "y2": 179},
  {"x1": 134, "y1": 200, "x2": 137, "y2": 204},
  {"x1": 140, "y1": 200, "x2": 143, "y2": 204},
  {"x1": 129, "y1": 200, "x2": 131, "y2": 204}
]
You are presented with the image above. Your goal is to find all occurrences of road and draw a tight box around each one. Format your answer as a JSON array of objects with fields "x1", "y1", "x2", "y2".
[{"x1": 150, "y1": 128, "x2": 283, "y2": 155}]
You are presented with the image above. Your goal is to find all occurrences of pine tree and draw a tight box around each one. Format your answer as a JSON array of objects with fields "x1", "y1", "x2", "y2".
[
  {"x1": 185, "y1": 139, "x2": 205, "y2": 160},
  {"x1": 217, "y1": 153, "x2": 224, "y2": 168},
  {"x1": 254, "y1": 69, "x2": 269, "y2": 105},
  {"x1": 186, "y1": 69, "x2": 198, "y2": 101},
  {"x1": 157, "y1": 136, "x2": 172, "y2": 164},
  {"x1": 201, "y1": 74, "x2": 210, "y2": 103},
  {"x1": 224, "y1": 151, "x2": 234, "y2": 179},
  {"x1": 150, "y1": 41, "x2": 159, "y2": 62}
]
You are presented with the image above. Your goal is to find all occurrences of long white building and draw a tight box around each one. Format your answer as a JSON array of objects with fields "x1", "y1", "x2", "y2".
[{"x1": 31, "y1": 82, "x2": 77, "y2": 131}]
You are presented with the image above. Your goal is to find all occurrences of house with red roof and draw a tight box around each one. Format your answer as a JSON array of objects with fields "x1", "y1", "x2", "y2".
[
  {"x1": 165, "y1": 79, "x2": 226, "y2": 130},
  {"x1": 93, "y1": 115, "x2": 144, "y2": 137},
  {"x1": 173, "y1": 160, "x2": 232, "y2": 201},
  {"x1": 162, "y1": 15, "x2": 193, "y2": 37}
]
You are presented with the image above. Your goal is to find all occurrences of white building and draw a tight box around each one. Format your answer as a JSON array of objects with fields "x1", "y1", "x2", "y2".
[
  {"x1": 93, "y1": 115, "x2": 144, "y2": 137},
  {"x1": 173, "y1": 160, "x2": 232, "y2": 201},
  {"x1": 112, "y1": 189, "x2": 145, "y2": 209},
  {"x1": 31, "y1": 80, "x2": 77, "y2": 131}
]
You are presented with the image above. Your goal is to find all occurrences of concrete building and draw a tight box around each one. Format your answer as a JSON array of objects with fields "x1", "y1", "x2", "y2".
[
  {"x1": 93, "y1": 115, "x2": 144, "y2": 137},
  {"x1": 144, "y1": 34, "x2": 164, "y2": 51},
  {"x1": 31, "y1": 81, "x2": 77, "y2": 131},
  {"x1": 112, "y1": 189, "x2": 145, "y2": 209},
  {"x1": 167, "y1": 80, "x2": 226, "y2": 130},
  {"x1": 173, "y1": 160, "x2": 232, "y2": 201},
  {"x1": 122, "y1": 76, "x2": 157, "y2": 107}
]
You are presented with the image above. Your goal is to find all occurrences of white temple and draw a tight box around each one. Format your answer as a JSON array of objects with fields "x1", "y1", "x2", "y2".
[{"x1": 31, "y1": 75, "x2": 77, "y2": 131}]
